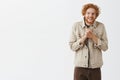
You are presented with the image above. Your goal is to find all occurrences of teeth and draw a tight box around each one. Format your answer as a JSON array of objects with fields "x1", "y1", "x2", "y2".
[
  {"x1": 88, "y1": 18, "x2": 93, "y2": 20},
  {"x1": 89, "y1": 18, "x2": 92, "y2": 19},
  {"x1": 89, "y1": 19, "x2": 92, "y2": 20}
]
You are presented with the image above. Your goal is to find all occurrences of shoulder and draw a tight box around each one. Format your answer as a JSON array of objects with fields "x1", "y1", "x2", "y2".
[
  {"x1": 72, "y1": 21, "x2": 83, "y2": 29},
  {"x1": 73, "y1": 21, "x2": 82, "y2": 25},
  {"x1": 72, "y1": 21, "x2": 83, "y2": 32},
  {"x1": 95, "y1": 21, "x2": 106, "y2": 30},
  {"x1": 96, "y1": 21, "x2": 105, "y2": 27},
  {"x1": 95, "y1": 21, "x2": 105, "y2": 29}
]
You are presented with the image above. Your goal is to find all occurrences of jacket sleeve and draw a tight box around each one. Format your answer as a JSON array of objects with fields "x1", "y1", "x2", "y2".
[
  {"x1": 94, "y1": 25, "x2": 108, "y2": 51},
  {"x1": 69, "y1": 23, "x2": 84, "y2": 52}
]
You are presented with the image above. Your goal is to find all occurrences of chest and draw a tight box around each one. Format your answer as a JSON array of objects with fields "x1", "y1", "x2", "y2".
[{"x1": 76, "y1": 26, "x2": 103, "y2": 39}]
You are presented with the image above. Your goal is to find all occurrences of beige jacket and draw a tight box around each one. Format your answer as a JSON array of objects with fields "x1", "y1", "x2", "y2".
[{"x1": 69, "y1": 20, "x2": 108, "y2": 68}]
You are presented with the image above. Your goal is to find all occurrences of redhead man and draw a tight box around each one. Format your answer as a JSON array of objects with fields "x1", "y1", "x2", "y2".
[{"x1": 69, "y1": 3, "x2": 108, "y2": 80}]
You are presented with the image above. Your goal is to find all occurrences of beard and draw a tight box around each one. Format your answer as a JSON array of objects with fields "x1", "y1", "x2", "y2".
[{"x1": 84, "y1": 17, "x2": 95, "y2": 25}]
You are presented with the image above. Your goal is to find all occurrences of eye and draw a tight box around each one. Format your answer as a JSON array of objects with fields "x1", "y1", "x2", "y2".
[{"x1": 87, "y1": 12, "x2": 90, "y2": 14}]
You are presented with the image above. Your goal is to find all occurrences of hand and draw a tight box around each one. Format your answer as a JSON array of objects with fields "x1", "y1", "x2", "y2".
[
  {"x1": 85, "y1": 29, "x2": 93, "y2": 39},
  {"x1": 85, "y1": 28, "x2": 98, "y2": 44}
]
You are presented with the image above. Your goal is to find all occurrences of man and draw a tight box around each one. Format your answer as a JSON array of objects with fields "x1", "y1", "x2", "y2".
[{"x1": 69, "y1": 3, "x2": 108, "y2": 80}]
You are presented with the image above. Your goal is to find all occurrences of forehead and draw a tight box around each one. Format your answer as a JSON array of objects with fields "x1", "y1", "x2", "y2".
[{"x1": 86, "y1": 8, "x2": 96, "y2": 13}]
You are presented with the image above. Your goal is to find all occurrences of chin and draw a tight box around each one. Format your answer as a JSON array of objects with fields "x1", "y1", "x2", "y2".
[
  {"x1": 88, "y1": 21, "x2": 94, "y2": 24},
  {"x1": 88, "y1": 22, "x2": 94, "y2": 24}
]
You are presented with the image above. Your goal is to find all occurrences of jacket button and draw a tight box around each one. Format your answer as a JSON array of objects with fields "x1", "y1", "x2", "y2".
[{"x1": 85, "y1": 56, "x2": 87, "y2": 58}]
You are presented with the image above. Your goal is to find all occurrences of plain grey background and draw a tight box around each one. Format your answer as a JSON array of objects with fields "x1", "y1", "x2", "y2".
[{"x1": 0, "y1": 0, "x2": 119, "y2": 80}]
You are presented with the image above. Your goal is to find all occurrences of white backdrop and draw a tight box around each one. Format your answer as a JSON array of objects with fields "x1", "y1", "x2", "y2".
[{"x1": 0, "y1": 0, "x2": 119, "y2": 80}]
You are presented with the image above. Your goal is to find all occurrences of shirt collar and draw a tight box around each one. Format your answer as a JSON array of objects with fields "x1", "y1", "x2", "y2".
[{"x1": 81, "y1": 17, "x2": 97, "y2": 28}]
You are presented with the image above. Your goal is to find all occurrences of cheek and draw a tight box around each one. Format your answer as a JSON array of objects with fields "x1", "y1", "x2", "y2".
[
  {"x1": 84, "y1": 14, "x2": 88, "y2": 17},
  {"x1": 93, "y1": 14, "x2": 97, "y2": 18},
  {"x1": 84, "y1": 15, "x2": 88, "y2": 19}
]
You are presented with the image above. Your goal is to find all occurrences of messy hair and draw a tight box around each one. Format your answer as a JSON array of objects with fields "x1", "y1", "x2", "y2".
[{"x1": 82, "y1": 3, "x2": 100, "y2": 17}]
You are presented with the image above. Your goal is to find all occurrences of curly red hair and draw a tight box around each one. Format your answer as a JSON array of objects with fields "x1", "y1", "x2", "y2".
[{"x1": 82, "y1": 3, "x2": 100, "y2": 17}]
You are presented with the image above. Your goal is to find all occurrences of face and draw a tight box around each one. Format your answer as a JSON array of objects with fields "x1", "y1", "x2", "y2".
[{"x1": 84, "y1": 8, "x2": 97, "y2": 25}]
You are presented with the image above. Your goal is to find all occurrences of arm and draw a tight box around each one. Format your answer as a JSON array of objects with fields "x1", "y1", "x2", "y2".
[
  {"x1": 69, "y1": 23, "x2": 87, "y2": 51},
  {"x1": 93, "y1": 26, "x2": 108, "y2": 51},
  {"x1": 85, "y1": 25, "x2": 108, "y2": 51}
]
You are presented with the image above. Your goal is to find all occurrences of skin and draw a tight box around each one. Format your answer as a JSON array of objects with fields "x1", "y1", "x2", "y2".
[
  {"x1": 81, "y1": 8, "x2": 98, "y2": 45},
  {"x1": 84, "y1": 8, "x2": 96, "y2": 25}
]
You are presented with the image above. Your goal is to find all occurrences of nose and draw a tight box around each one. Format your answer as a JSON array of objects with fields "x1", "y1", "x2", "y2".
[{"x1": 89, "y1": 13, "x2": 93, "y2": 17}]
